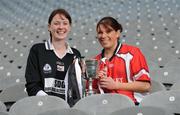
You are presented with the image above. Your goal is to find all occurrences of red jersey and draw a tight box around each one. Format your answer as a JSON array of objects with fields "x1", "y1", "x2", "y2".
[{"x1": 94, "y1": 43, "x2": 150, "y2": 103}]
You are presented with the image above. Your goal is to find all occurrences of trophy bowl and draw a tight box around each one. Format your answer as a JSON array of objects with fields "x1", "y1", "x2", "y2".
[
  {"x1": 85, "y1": 59, "x2": 98, "y2": 79},
  {"x1": 84, "y1": 59, "x2": 98, "y2": 96}
]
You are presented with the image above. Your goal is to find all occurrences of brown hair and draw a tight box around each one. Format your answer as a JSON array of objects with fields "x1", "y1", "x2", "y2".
[
  {"x1": 48, "y1": 8, "x2": 71, "y2": 39},
  {"x1": 96, "y1": 16, "x2": 123, "y2": 33},
  {"x1": 48, "y1": 8, "x2": 72, "y2": 25}
]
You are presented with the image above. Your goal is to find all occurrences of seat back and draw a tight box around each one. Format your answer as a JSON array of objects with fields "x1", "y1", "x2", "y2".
[
  {"x1": 149, "y1": 79, "x2": 166, "y2": 94},
  {"x1": 0, "y1": 111, "x2": 9, "y2": 115},
  {"x1": 0, "y1": 83, "x2": 28, "y2": 110},
  {"x1": 73, "y1": 94, "x2": 135, "y2": 115},
  {"x1": 140, "y1": 90, "x2": 180, "y2": 114},
  {"x1": 109, "y1": 106, "x2": 173, "y2": 115},
  {"x1": 9, "y1": 96, "x2": 70, "y2": 115},
  {"x1": 170, "y1": 80, "x2": 180, "y2": 91},
  {"x1": 0, "y1": 83, "x2": 28, "y2": 103},
  {"x1": 37, "y1": 108, "x2": 89, "y2": 115},
  {"x1": 0, "y1": 100, "x2": 6, "y2": 112}
]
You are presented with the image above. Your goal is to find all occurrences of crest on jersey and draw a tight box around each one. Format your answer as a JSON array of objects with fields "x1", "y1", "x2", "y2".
[{"x1": 43, "y1": 63, "x2": 52, "y2": 73}]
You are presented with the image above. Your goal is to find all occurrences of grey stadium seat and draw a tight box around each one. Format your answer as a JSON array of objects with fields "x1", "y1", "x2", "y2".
[
  {"x1": 170, "y1": 80, "x2": 180, "y2": 91},
  {"x1": 0, "y1": 83, "x2": 28, "y2": 110},
  {"x1": 109, "y1": 106, "x2": 173, "y2": 115},
  {"x1": 9, "y1": 96, "x2": 70, "y2": 115},
  {"x1": 73, "y1": 93, "x2": 135, "y2": 115},
  {"x1": 149, "y1": 79, "x2": 166, "y2": 94},
  {"x1": 37, "y1": 108, "x2": 89, "y2": 115},
  {"x1": 0, "y1": 100, "x2": 6, "y2": 112},
  {"x1": 140, "y1": 90, "x2": 180, "y2": 114}
]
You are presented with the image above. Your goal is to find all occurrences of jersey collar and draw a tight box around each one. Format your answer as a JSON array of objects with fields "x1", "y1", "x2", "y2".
[
  {"x1": 45, "y1": 38, "x2": 74, "y2": 54},
  {"x1": 101, "y1": 41, "x2": 122, "y2": 61}
]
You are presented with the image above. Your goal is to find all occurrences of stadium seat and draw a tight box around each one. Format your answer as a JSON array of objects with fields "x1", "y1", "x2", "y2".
[
  {"x1": 0, "y1": 75, "x2": 26, "y2": 92},
  {"x1": 0, "y1": 111, "x2": 9, "y2": 115},
  {"x1": 170, "y1": 80, "x2": 180, "y2": 91},
  {"x1": 162, "y1": 60, "x2": 180, "y2": 86},
  {"x1": 73, "y1": 93, "x2": 135, "y2": 115},
  {"x1": 37, "y1": 108, "x2": 89, "y2": 115},
  {"x1": 0, "y1": 82, "x2": 28, "y2": 110},
  {"x1": 140, "y1": 90, "x2": 180, "y2": 114},
  {"x1": 109, "y1": 106, "x2": 173, "y2": 115},
  {"x1": 0, "y1": 100, "x2": 6, "y2": 112},
  {"x1": 149, "y1": 79, "x2": 166, "y2": 94},
  {"x1": 9, "y1": 96, "x2": 70, "y2": 115}
]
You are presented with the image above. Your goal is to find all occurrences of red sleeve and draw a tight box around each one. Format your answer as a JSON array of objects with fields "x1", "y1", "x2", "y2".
[{"x1": 130, "y1": 48, "x2": 150, "y2": 82}]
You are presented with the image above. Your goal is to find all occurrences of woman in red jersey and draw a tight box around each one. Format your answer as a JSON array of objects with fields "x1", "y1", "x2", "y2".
[{"x1": 94, "y1": 16, "x2": 151, "y2": 105}]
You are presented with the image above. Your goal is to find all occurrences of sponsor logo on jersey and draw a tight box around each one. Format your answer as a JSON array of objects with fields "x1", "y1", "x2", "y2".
[{"x1": 44, "y1": 78, "x2": 65, "y2": 94}]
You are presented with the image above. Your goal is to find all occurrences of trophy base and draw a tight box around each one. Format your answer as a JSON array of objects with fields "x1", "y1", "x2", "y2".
[{"x1": 87, "y1": 90, "x2": 96, "y2": 96}]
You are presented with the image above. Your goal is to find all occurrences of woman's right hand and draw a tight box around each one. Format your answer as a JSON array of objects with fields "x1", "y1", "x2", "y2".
[{"x1": 97, "y1": 66, "x2": 107, "y2": 79}]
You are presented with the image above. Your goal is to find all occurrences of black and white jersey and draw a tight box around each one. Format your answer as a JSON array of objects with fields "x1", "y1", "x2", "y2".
[{"x1": 25, "y1": 39, "x2": 81, "y2": 101}]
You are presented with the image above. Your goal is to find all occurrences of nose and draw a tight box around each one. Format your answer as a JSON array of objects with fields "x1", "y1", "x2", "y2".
[
  {"x1": 101, "y1": 32, "x2": 108, "y2": 38},
  {"x1": 58, "y1": 23, "x2": 64, "y2": 28},
  {"x1": 56, "y1": 21, "x2": 65, "y2": 29},
  {"x1": 97, "y1": 33, "x2": 106, "y2": 40}
]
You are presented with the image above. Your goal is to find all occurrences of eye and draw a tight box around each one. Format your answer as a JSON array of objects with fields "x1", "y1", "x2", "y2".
[
  {"x1": 106, "y1": 29, "x2": 113, "y2": 34},
  {"x1": 63, "y1": 22, "x2": 68, "y2": 25},
  {"x1": 98, "y1": 32, "x2": 102, "y2": 34},
  {"x1": 62, "y1": 20, "x2": 69, "y2": 25},
  {"x1": 53, "y1": 22, "x2": 59, "y2": 25}
]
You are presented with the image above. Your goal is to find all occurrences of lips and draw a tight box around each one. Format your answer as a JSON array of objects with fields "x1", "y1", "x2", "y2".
[
  {"x1": 57, "y1": 31, "x2": 65, "y2": 34},
  {"x1": 100, "y1": 40, "x2": 108, "y2": 44}
]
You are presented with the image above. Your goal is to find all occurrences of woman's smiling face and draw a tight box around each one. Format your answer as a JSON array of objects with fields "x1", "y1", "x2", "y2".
[
  {"x1": 97, "y1": 24, "x2": 120, "y2": 49},
  {"x1": 48, "y1": 14, "x2": 71, "y2": 41}
]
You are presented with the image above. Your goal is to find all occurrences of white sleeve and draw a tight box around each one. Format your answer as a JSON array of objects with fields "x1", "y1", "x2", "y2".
[{"x1": 75, "y1": 58, "x2": 83, "y2": 98}]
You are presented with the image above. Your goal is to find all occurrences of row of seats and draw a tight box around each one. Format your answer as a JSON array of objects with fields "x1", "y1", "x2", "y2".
[
  {"x1": 27, "y1": 106, "x2": 174, "y2": 115},
  {"x1": 0, "y1": 92, "x2": 179, "y2": 115},
  {"x1": 0, "y1": 0, "x2": 180, "y2": 88},
  {"x1": 0, "y1": 79, "x2": 180, "y2": 113},
  {"x1": 0, "y1": 106, "x2": 173, "y2": 115}
]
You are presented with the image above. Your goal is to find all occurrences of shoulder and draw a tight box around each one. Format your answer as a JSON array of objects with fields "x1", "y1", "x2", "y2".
[
  {"x1": 29, "y1": 43, "x2": 45, "y2": 53},
  {"x1": 95, "y1": 53, "x2": 102, "y2": 60},
  {"x1": 71, "y1": 47, "x2": 81, "y2": 58},
  {"x1": 120, "y1": 43, "x2": 141, "y2": 53},
  {"x1": 31, "y1": 43, "x2": 45, "y2": 50}
]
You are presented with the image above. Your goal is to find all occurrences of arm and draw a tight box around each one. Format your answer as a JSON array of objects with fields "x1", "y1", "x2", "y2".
[
  {"x1": 99, "y1": 77, "x2": 150, "y2": 93},
  {"x1": 25, "y1": 45, "x2": 45, "y2": 96}
]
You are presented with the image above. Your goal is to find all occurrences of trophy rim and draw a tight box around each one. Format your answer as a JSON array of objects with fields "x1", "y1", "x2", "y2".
[{"x1": 85, "y1": 58, "x2": 98, "y2": 61}]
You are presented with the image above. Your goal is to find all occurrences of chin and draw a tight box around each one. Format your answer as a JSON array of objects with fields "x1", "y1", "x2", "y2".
[
  {"x1": 102, "y1": 46, "x2": 110, "y2": 49},
  {"x1": 101, "y1": 44, "x2": 109, "y2": 48},
  {"x1": 57, "y1": 36, "x2": 67, "y2": 39}
]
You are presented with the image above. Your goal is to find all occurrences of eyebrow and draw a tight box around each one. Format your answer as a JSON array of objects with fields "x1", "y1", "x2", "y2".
[{"x1": 52, "y1": 20, "x2": 69, "y2": 23}]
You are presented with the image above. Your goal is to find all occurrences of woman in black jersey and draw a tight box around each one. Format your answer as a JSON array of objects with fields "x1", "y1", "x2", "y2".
[{"x1": 25, "y1": 8, "x2": 82, "y2": 107}]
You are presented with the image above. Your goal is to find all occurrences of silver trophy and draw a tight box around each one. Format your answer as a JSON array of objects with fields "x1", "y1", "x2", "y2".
[{"x1": 80, "y1": 58, "x2": 98, "y2": 96}]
